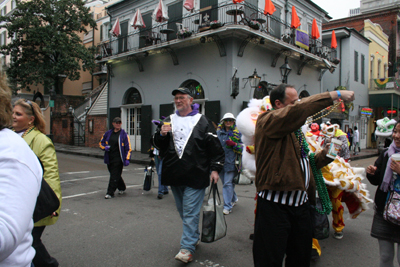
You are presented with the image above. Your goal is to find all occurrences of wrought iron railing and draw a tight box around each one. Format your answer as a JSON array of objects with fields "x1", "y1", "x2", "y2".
[{"x1": 98, "y1": 1, "x2": 335, "y2": 61}]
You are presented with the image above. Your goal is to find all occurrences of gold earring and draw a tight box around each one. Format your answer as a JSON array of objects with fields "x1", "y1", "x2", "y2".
[{"x1": 29, "y1": 122, "x2": 31, "y2": 125}]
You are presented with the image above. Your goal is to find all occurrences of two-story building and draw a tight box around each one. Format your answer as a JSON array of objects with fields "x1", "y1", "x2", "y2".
[{"x1": 98, "y1": 0, "x2": 339, "y2": 153}]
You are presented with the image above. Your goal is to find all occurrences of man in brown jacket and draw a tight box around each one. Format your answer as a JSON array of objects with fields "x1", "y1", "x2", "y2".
[{"x1": 252, "y1": 84, "x2": 355, "y2": 267}]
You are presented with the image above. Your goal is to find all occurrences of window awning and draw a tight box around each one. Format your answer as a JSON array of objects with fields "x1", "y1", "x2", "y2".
[{"x1": 369, "y1": 93, "x2": 400, "y2": 109}]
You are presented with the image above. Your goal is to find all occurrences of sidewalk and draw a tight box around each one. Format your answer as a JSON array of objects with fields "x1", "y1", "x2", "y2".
[
  {"x1": 55, "y1": 143, "x2": 379, "y2": 165},
  {"x1": 54, "y1": 143, "x2": 151, "y2": 165}
]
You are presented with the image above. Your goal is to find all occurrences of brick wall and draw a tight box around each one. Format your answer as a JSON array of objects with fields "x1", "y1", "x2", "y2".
[
  {"x1": 85, "y1": 114, "x2": 108, "y2": 148},
  {"x1": 323, "y1": 9, "x2": 399, "y2": 76},
  {"x1": 51, "y1": 95, "x2": 84, "y2": 145},
  {"x1": 52, "y1": 115, "x2": 74, "y2": 145}
]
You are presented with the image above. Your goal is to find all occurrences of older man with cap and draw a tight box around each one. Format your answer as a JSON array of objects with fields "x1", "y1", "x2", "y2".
[
  {"x1": 153, "y1": 87, "x2": 225, "y2": 263},
  {"x1": 217, "y1": 113, "x2": 243, "y2": 214},
  {"x1": 99, "y1": 117, "x2": 132, "y2": 199}
]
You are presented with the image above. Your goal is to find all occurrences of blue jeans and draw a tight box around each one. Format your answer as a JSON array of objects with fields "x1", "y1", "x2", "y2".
[
  {"x1": 219, "y1": 169, "x2": 238, "y2": 211},
  {"x1": 171, "y1": 186, "x2": 205, "y2": 253},
  {"x1": 155, "y1": 156, "x2": 168, "y2": 195}
]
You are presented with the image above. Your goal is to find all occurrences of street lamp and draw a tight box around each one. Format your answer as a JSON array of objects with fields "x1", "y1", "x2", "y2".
[
  {"x1": 247, "y1": 69, "x2": 261, "y2": 89},
  {"x1": 280, "y1": 57, "x2": 292, "y2": 84}
]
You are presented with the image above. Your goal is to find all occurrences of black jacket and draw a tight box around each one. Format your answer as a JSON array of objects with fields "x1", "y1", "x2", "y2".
[
  {"x1": 367, "y1": 148, "x2": 389, "y2": 213},
  {"x1": 153, "y1": 114, "x2": 224, "y2": 189}
]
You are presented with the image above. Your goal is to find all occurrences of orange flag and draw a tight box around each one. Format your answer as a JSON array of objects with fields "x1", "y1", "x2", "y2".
[
  {"x1": 264, "y1": 0, "x2": 276, "y2": 15},
  {"x1": 331, "y1": 30, "x2": 337, "y2": 49},
  {"x1": 290, "y1": 6, "x2": 301, "y2": 29},
  {"x1": 311, "y1": 18, "x2": 320, "y2": 39}
]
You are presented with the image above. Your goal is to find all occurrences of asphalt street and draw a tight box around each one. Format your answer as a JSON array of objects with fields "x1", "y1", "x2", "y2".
[{"x1": 43, "y1": 153, "x2": 382, "y2": 267}]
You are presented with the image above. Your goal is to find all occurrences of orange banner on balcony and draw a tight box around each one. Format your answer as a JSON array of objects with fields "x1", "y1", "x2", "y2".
[
  {"x1": 331, "y1": 30, "x2": 337, "y2": 49},
  {"x1": 291, "y1": 6, "x2": 301, "y2": 29},
  {"x1": 264, "y1": 0, "x2": 276, "y2": 15},
  {"x1": 311, "y1": 18, "x2": 320, "y2": 39}
]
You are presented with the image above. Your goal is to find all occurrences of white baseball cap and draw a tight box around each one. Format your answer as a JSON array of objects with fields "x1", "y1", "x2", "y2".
[{"x1": 220, "y1": 113, "x2": 236, "y2": 122}]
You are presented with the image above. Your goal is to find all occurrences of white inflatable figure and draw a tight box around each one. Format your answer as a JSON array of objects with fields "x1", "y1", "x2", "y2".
[
  {"x1": 236, "y1": 96, "x2": 272, "y2": 180},
  {"x1": 375, "y1": 117, "x2": 397, "y2": 151}
]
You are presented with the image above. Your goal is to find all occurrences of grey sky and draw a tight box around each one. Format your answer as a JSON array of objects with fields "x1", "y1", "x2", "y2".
[{"x1": 311, "y1": 0, "x2": 361, "y2": 20}]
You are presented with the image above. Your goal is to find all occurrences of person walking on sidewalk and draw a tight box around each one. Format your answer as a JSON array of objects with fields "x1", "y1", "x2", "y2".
[
  {"x1": 153, "y1": 87, "x2": 224, "y2": 264},
  {"x1": 353, "y1": 126, "x2": 360, "y2": 155},
  {"x1": 99, "y1": 117, "x2": 132, "y2": 199},
  {"x1": 217, "y1": 113, "x2": 243, "y2": 215}
]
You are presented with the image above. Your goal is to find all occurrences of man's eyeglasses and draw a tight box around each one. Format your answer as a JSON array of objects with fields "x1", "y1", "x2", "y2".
[
  {"x1": 225, "y1": 119, "x2": 234, "y2": 122},
  {"x1": 174, "y1": 96, "x2": 188, "y2": 101},
  {"x1": 114, "y1": 122, "x2": 122, "y2": 124}
]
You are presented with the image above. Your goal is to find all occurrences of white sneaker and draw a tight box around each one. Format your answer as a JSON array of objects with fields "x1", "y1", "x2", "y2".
[
  {"x1": 118, "y1": 190, "x2": 125, "y2": 195},
  {"x1": 104, "y1": 194, "x2": 113, "y2": 199},
  {"x1": 223, "y1": 209, "x2": 231, "y2": 215},
  {"x1": 232, "y1": 198, "x2": 239, "y2": 207},
  {"x1": 333, "y1": 231, "x2": 344, "y2": 240},
  {"x1": 175, "y1": 249, "x2": 193, "y2": 263}
]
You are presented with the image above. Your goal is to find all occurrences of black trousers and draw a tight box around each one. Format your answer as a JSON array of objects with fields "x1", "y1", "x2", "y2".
[
  {"x1": 253, "y1": 197, "x2": 312, "y2": 267},
  {"x1": 107, "y1": 160, "x2": 126, "y2": 196},
  {"x1": 32, "y1": 226, "x2": 59, "y2": 267}
]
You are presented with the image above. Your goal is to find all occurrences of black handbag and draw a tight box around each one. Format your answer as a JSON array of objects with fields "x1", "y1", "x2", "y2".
[
  {"x1": 201, "y1": 183, "x2": 227, "y2": 243},
  {"x1": 143, "y1": 166, "x2": 154, "y2": 191},
  {"x1": 33, "y1": 178, "x2": 60, "y2": 223},
  {"x1": 310, "y1": 198, "x2": 330, "y2": 240}
]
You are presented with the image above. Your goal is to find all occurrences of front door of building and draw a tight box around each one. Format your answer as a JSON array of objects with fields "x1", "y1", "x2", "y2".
[{"x1": 126, "y1": 107, "x2": 141, "y2": 151}]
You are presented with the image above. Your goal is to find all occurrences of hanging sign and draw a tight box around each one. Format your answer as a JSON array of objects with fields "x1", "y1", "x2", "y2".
[{"x1": 361, "y1": 107, "x2": 373, "y2": 117}]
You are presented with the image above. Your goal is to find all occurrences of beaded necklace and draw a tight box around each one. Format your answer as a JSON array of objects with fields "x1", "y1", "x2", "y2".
[
  {"x1": 295, "y1": 129, "x2": 332, "y2": 214},
  {"x1": 21, "y1": 125, "x2": 35, "y2": 138}
]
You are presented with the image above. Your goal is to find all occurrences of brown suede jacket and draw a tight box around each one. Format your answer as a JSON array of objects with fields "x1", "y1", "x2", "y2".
[{"x1": 254, "y1": 92, "x2": 334, "y2": 204}]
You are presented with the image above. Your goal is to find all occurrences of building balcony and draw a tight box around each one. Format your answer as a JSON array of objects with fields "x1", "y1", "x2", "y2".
[
  {"x1": 368, "y1": 77, "x2": 400, "y2": 108},
  {"x1": 97, "y1": 2, "x2": 337, "y2": 71},
  {"x1": 369, "y1": 77, "x2": 400, "y2": 93}
]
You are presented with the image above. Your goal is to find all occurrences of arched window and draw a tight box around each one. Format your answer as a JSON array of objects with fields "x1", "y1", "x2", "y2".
[
  {"x1": 124, "y1": 87, "x2": 142, "y2": 104},
  {"x1": 180, "y1": 79, "x2": 205, "y2": 99},
  {"x1": 299, "y1": 90, "x2": 310, "y2": 99},
  {"x1": 253, "y1": 81, "x2": 276, "y2": 99}
]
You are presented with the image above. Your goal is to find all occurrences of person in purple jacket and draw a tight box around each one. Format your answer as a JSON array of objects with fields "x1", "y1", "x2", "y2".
[{"x1": 99, "y1": 117, "x2": 132, "y2": 199}]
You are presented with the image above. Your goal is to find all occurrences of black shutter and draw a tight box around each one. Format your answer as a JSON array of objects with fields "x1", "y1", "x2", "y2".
[
  {"x1": 160, "y1": 103, "x2": 175, "y2": 118},
  {"x1": 141, "y1": 105, "x2": 152, "y2": 154},
  {"x1": 118, "y1": 21, "x2": 128, "y2": 53},
  {"x1": 354, "y1": 51, "x2": 359, "y2": 82},
  {"x1": 200, "y1": 0, "x2": 218, "y2": 21},
  {"x1": 109, "y1": 108, "x2": 121, "y2": 129},
  {"x1": 167, "y1": 1, "x2": 183, "y2": 41},
  {"x1": 205, "y1": 100, "x2": 220, "y2": 126},
  {"x1": 139, "y1": 14, "x2": 152, "y2": 48},
  {"x1": 242, "y1": 101, "x2": 248, "y2": 111}
]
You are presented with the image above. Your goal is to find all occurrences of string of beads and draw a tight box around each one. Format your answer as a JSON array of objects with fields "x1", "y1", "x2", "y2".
[
  {"x1": 306, "y1": 100, "x2": 343, "y2": 125},
  {"x1": 295, "y1": 129, "x2": 333, "y2": 215}
]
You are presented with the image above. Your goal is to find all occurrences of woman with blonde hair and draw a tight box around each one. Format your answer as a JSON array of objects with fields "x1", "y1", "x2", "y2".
[
  {"x1": 0, "y1": 76, "x2": 42, "y2": 266},
  {"x1": 13, "y1": 98, "x2": 62, "y2": 267}
]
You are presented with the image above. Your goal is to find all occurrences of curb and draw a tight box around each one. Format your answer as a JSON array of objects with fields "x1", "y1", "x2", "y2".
[{"x1": 56, "y1": 147, "x2": 378, "y2": 165}]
